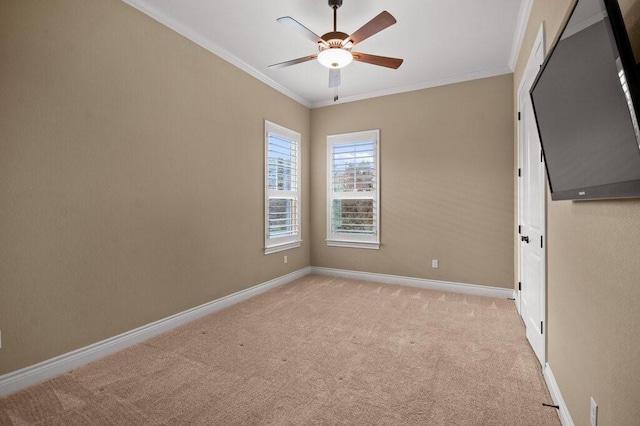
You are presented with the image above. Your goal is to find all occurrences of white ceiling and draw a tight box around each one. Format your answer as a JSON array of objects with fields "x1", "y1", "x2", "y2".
[{"x1": 123, "y1": 0, "x2": 533, "y2": 108}]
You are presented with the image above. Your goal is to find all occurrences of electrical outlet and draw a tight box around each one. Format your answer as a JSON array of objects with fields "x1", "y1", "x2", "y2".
[
  {"x1": 431, "y1": 259, "x2": 439, "y2": 269},
  {"x1": 284, "y1": 255, "x2": 288, "y2": 264},
  {"x1": 590, "y1": 397, "x2": 598, "y2": 426}
]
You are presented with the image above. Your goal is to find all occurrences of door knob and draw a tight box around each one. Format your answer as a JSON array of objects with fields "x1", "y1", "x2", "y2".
[{"x1": 521, "y1": 236, "x2": 530, "y2": 243}]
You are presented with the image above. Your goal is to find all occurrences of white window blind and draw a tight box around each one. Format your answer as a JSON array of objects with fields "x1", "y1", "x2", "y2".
[
  {"x1": 265, "y1": 121, "x2": 301, "y2": 254},
  {"x1": 327, "y1": 129, "x2": 380, "y2": 249}
]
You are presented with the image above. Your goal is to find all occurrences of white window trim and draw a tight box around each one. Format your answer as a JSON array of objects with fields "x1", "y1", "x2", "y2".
[
  {"x1": 326, "y1": 129, "x2": 380, "y2": 250},
  {"x1": 265, "y1": 120, "x2": 302, "y2": 254}
]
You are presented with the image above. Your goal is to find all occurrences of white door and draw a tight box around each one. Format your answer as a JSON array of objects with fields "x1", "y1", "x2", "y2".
[{"x1": 518, "y1": 26, "x2": 546, "y2": 366}]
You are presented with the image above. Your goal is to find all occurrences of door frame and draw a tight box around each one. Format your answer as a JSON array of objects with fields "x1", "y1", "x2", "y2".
[{"x1": 517, "y1": 23, "x2": 547, "y2": 365}]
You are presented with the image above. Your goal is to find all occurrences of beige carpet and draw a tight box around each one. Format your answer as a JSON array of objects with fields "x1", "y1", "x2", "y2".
[{"x1": 0, "y1": 274, "x2": 560, "y2": 425}]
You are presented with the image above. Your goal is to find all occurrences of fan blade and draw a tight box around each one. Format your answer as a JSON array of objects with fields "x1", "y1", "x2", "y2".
[
  {"x1": 277, "y1": 16, "x2": 329, "y2": 47},
  {"x1": 352, "y1": 52, "x2": 403, "y2": 69},
  {"x1": 342, "y1": 11, "x2": 396, "y2": 47},
  {"x1": 269, "y1": 55, "x2": 317, "y2": 69},
  {"x1": 329, "y1": 69, "x2": 341, "y2": 88}
]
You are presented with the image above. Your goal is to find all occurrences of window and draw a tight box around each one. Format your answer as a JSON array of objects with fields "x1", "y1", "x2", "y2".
[
  {"x1": 327, "y1": 129, "x2": 380, "y2": 249},
  {"x1": 265, "y1": 121, "x2": 301, "y2": 254}
]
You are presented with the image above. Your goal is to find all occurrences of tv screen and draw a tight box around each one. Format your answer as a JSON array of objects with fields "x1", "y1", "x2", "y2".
[{"x1": 530, "y1": 0, "x2": 640, "y2": 200}]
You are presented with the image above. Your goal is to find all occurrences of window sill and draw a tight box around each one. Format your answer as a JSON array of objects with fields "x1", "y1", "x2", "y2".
[
  {"x1": 326, "y1": 240, "x2": 380, "y2": 250},
  {"x1": 265, "y1": 241, "x2": 302, "y2": 255}
]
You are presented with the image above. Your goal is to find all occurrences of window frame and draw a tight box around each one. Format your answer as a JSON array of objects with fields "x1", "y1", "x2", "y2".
[
  {"x1": 264, "y1": 120, "x2": 302, "y2": 254},
  {"x1": 326, "y1": 129, "x2": 380, "y2": 249}
]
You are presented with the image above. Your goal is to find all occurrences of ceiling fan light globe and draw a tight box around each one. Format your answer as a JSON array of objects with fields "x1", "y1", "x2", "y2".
[{"x1": 318, "y1": 48, "x2": 353, "y2": 69}]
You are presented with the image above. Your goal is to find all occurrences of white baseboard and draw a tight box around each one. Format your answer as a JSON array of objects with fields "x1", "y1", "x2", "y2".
[
  {"x1": 544, "y1": 363, "x2": 575, "y2": 426},
  {"x1": 0, "y1": 267, "x2": 311, "y2": 397},
  {"x1": 311, "y1": 267, "x2": 516, "y2": 299},
  {"x1": 0, "y1": 266, "x2": 516, "y2": 397}
]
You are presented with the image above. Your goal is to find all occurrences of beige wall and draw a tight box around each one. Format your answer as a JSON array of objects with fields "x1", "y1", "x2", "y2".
[
  {"x1": 5, "y1": 2, "x2": 638, "y2": 423},
  {"x1": 310, "y1": 75, "x2": 515, "y2": 289},
  {"x1": 0, "y1": 0, "x2": 310, "y2": 375},
  {"x1": 620, "y1": 0, "x2": 640, "y2": 59},
  {"x1": 515, "y1": 1, "x2": 640, "y2": 425}
]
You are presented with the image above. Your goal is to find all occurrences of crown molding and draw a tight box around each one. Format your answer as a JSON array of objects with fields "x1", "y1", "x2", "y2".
[
  {"x1": 311, "y1": 65, "x2": 513, "y2": 108},
  {"x1": 121, "y1": 0, "x2": 312, "y2": 108},
  {"x1": 508, "y1": 0, "x2": 535, "y2": 71},
  {"x1": 123, "y1": 0, "x2": 520, "y2": 110}
]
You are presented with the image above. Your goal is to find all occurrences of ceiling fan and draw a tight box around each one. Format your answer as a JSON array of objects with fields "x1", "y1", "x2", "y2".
[{"x1": 269, "y1": 0, "x2": 403, "y2": 99}]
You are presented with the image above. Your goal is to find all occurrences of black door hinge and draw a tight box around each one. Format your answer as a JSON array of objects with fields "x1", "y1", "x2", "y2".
[
  {"x1": 518, "y1": 225, "x2": 521, "y2": 234},
  {"x1": 518, "y1": 168, "x2": 522, "y2": 177},
  {"x1": 519, "y1": 282, "x2": 522, "y2": 291},
  {"x1": 541, "y1": 321, "x2": 544, "y2": 334},
  {"x1": 541, "y1": 150, "x2": 544, "y2": 162},
  {"x1": 518, "y1": 111, "x2": 521, "y2": 121},
  {"x1": 541, "y1": 235, "x2": 544, "y2": 248}
]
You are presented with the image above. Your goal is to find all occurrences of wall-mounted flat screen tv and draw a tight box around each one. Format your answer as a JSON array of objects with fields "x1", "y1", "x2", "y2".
[{"x1": 530, "y1": 0, "x2": 640, "y2": 200}]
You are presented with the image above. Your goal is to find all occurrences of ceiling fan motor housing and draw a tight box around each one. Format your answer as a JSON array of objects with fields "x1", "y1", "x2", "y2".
[
  {"x1": 320, "y1": 31, "x2": 350, "y2": 49},
  {"x1": 318, "y1": 30, "x2": 352, "y2": 68},
  {"x1": 328, "y1": 0, "x2": 343, "y2": 9}
]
